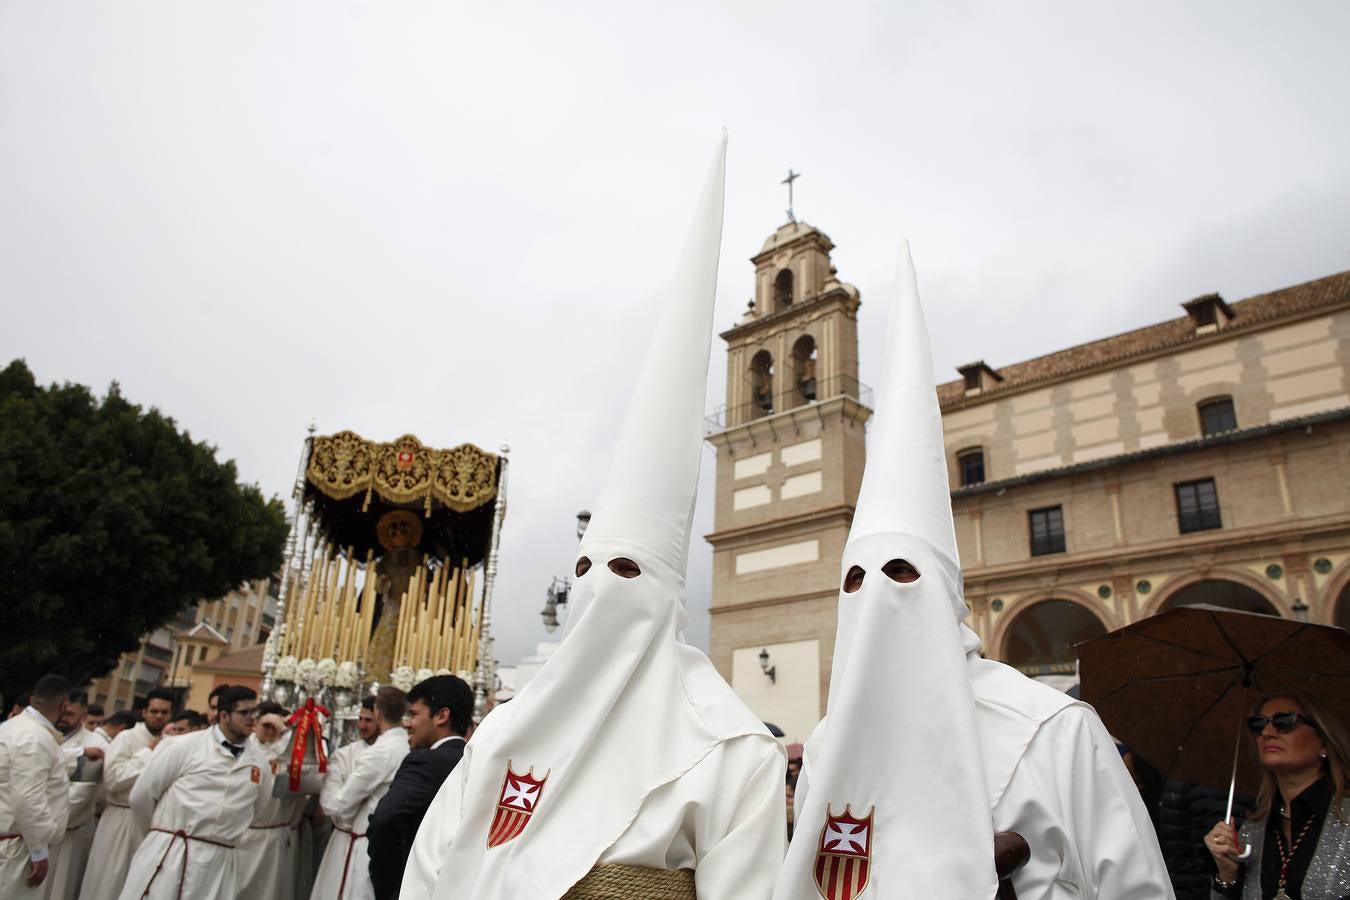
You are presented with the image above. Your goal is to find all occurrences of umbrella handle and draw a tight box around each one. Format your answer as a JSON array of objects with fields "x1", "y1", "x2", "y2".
[{"x1": 1224, "y1": 684, "x2": 1252, "y2": 861}]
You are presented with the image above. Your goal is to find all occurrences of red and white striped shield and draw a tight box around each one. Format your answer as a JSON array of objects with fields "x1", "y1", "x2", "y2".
[
  {"x1": 486, "y1": 762, "x2": 548, "y2": 848},
  {"x1": 813, "y1": 805, "x2": 874, "y2": 900}
]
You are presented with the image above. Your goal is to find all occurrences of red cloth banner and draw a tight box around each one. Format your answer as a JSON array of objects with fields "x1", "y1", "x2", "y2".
[{"x1": 284, "y1": 698, "x2": 330, "y2": 792}]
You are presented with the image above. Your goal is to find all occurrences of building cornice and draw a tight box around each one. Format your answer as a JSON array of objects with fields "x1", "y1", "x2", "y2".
[
  {"x1": 709, "y1": 587, "x2": 838, "y2": 615},
  {"x1": 705, "y1": 503, "x2": 856, "y2": 546},
  {"x1": 961, "y1": 510, "x2": 1350, "y2": 590},
  {"x1": 705, "y1": 394, "x2": 872, "y2": 449},
  {"x1": 952, "y1": 406, "x2": 1350, "y2": 498},
  {"x1": 718, "y1": 286, "x2": 860, "y2": 343}
]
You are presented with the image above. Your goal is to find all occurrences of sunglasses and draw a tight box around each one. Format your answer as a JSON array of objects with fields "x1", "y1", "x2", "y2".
[{"x1": 1247, "y1": 712, "x2": 1316, "y2": 735}]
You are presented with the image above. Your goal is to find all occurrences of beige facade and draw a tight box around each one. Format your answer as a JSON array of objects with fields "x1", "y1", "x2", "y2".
[
  {"x1": 89, "y1": 578, "x2": 278, "y2": 711},
  {"x1": 707, "y1": 224, "x2": 1350, "y2": 740}
]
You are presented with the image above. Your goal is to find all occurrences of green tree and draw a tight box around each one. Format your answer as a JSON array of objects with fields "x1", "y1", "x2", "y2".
[{"x1": 0, "y1": 359, "x2": 288, "y2": 701}]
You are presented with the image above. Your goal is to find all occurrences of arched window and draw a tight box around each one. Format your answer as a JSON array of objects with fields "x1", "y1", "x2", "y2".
[
  {"x1": 1198, "y1": 396, "x2": 1237, "y2": 435},
  {"x1": 775, "y1": 269, "x2": 794, "y2": 310},
  {"x1": 957, "y1": 448, "x2": 985, "y2": 486},
  {"x1": 1002, "y1": 599, "x2": 1107, "y2": 675},
  {"x1": 749, "y1": 350, "x2": 774, "y2": 418},
  {"x1": 792, "y1": 335, "x2": 817, "y2": 404}
]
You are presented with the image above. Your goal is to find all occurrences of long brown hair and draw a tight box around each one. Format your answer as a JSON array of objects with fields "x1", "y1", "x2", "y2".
[{"x1": 1247, "y1": 692, "x2": 1349, "y2": 823}]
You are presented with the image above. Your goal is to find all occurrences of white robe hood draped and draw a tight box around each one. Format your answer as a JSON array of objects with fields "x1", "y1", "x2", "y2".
[
  {"x1": 776, "y1": 243, "x2": 1004, "y2": 900},
  {"x1": 404, "y1": 133, "x2": 783, "y2": 900}
]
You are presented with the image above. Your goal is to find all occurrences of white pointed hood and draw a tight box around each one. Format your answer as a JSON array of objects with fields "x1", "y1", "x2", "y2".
[
  {"x1": 776, "y1": 242, "x2": 998, "y2": 899},
  {"x1": 422, "y1": 133, "x2": 778, "y2": 900}
]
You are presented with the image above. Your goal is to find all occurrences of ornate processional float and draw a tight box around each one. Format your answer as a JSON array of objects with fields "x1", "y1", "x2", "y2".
[{"x1": 261, "y1": 428, "x2": 509, "y2": 751}]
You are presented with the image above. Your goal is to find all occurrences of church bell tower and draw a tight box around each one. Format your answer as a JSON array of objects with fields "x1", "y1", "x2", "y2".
[{"x1": 705, "y1": 221, "x2": 871, "y2": 742}]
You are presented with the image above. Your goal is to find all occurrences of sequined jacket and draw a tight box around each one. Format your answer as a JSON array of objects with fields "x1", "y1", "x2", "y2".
[{"x1": 1211, "y1": 799, "x2": 1350, "y2": 900}]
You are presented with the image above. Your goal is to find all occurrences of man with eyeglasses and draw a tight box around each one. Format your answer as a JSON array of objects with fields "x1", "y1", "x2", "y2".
[{"x1": 118, "y1": 685, "x2": 271, "y2": 900}]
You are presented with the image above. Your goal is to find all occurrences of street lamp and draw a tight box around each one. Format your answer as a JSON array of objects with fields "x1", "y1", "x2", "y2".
[
  {"x1": 541, "y1": 514, "x2": 588, "y2": 633},
  {"x1": 540, "y1": 576, "x2": 570, "y2": 634},
  {"x1": 759, "y1": 648, "x2": 777, "y2": 684}
]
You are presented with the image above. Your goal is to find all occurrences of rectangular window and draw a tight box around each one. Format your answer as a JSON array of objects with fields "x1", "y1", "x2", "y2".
[
  {"x1": 1199, "y1": 398, "x2": 1237, "y2": 436},
  {"x1": 958, "y1": 450, "x2": 986, "y2": 486},
  {"x1": 1028, "y1": 506, "x2": 1066, "y2": 556},
  {"x1": 1175, "y1": 478, "x2": 1222, "y2": 533}
]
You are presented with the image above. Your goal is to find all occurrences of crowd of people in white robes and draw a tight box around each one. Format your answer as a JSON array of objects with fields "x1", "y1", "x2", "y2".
[{"x1": 0, "y1": 676, "x2": 418, "y2": 900}]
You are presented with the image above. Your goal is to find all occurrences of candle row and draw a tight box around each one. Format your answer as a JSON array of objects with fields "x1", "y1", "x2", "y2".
[
  {"x1": 392, "y1": 556, "x2": 481, "y2": 674},
  {"x1": 281, "y1": 542, "x2": 376, "y2": 663}
]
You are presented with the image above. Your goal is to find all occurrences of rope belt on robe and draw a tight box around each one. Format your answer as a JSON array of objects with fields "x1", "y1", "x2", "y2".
[
  {"x1": 0, "y1": 834, "x2": 19, "y2": 840},
  {"x1": 331, "y1": 824, "x2": 367, "y2": 899},
  {"x1": 562, "y1": 864, "x2": 697, "y2": 900},
  {"x1": 140, "y1": 827, "x2": 235, "y2": 900},
  {"x1": 107, "y1": 801, "x2": 130, "y2": 809}
]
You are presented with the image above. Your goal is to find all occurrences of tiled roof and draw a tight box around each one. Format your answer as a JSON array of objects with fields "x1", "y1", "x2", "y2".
[{"x1": 937, "y1": 270, "x2": 1350, "y2": 409}]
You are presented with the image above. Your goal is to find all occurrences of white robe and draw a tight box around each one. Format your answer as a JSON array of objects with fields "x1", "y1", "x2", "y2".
[
  {"x1": 403, "y1": 732, "x2": 785, "y2": 900},
  {"x1": 118, "y1": 727, "x2": 271, "y2": 900},
  {"x1": 0, "y1": 709, "x2": 70, "y2": 900},
  {"x1": 793, "y1": 702, "x2": 1173, "y2": 899},
  {"x1": 48, "y1": 726, "x2": 109, "y2": 900},
  {"x1": 310, "y1": 729, "x2": 406, "y2": 900},
  {"x1": 81, "y1": 723, "x2": 155, "y2": 900},
  {"x1": 236, "y1": 732, "x2": 308, "y2": 900}
]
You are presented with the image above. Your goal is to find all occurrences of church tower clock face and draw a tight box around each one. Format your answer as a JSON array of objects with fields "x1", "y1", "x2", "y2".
[{"x1": 705, "y1": 219, "x2": 871, "y2": 745}]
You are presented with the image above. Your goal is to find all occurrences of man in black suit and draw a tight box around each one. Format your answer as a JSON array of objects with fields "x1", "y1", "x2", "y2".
[{"x1": 366, "y1": 674, "x2": 474, "y2": 900}]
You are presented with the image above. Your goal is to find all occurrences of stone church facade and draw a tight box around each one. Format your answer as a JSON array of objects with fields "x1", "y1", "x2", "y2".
[{"x1": 706, "y1": 221, "x2": 1350, "y2": 742}]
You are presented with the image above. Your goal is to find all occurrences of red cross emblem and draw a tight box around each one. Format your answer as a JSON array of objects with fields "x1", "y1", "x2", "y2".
[
  {"x1": 486, "y1": 762, "x2": 548, "y2": 848},
  {"x1": 814, "y1": 805, "x2": 873, "y2": 900},
  {"x1": 396, "y1": 450, "x2": 415, "y2": 471}
]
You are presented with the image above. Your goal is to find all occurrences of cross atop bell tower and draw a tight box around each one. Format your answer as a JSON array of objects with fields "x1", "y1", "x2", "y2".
[{"x1": 704, "y1": 218, "x2": 871, "y2": 742}]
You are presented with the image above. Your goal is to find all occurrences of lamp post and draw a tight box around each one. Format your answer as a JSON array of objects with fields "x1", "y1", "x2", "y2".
[
  {"x1": 1291, "y1": 598, "x2": 1310, "y2": 622},
  {"x1": 541, "y1": 510, "x2": 592, "y2": 633}
]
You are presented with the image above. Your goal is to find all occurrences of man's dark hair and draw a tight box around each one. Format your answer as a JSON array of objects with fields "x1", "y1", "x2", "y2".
[
  {"x1": 9, "y1": 691, "x2": 30, "y2": 711},
  {"x1": 107, "y1": 710, "x2": 137, "y2": 729},
  {"x1": 208, "y1": 683, "x2": 232, "y2": 705},
  {"x1": 87, "y1": 703, "x2": 105, "y2": 717},
  {"x1": 407, "y1": 675, "x2": 475, "y2": 736},
  {"x1": 145, "y1": 687, "x2": 175, "y2": 706},
  {"x1": 31, "y1": 674, "x2": 72, "y2": 704},
  {"x1": 256, "y1": 700, "x2": 286, "y2": 719},
  {"x1": 178, "y1": 710, "x2": 210, "y2": 729},
  {"x1": 373, "y1": 686, "x2": 407, "y2": 725},
  {"x1": 217, "y1": 685, "x2": 257, "y2": 714},
  {"x1": 360, "y1": 695, "x2": 376, "y2": 711},
  {"x1": 67, "y1": 689, "x2": 89, "y2": 706}
]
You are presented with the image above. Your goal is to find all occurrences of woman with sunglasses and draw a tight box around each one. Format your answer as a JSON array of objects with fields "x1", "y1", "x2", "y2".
[{"x1": 1204, "y1": 693, "x2": 1350, "y2": 899}]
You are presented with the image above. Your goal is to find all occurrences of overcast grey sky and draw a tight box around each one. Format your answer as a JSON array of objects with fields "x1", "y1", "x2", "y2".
[{"x1": 4, "y1": 2, "x2": 1349, "y2": 668}]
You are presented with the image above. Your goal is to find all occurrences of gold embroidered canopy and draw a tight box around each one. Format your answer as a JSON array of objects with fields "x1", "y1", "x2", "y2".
[{"x1": 301, "y1": 431, "x2": 502, "y2": 566}]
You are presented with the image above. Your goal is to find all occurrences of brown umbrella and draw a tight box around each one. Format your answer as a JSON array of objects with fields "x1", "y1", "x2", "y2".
[{"x1": 1078, "y1": 604, "x2": 1350, "y2": 815}]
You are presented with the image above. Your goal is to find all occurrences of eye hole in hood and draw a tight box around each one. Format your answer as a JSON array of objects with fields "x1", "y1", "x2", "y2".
[
  {"x1": 882, "y1": 558, "x2": 921, "y2": 584},
  {"x1": 575, "y1": 556, "x2": 592, "y2": 577},
  {"x1": 843, "y1": 565, "x2": 866, "y2": 593},
  {"x1": 607, "y1": 557, "x2": 642, "y2": 578}
]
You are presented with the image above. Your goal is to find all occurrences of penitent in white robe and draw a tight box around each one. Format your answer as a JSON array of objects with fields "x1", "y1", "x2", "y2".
[
  {"x1": 310, "y1": 728, "x2": 406, "y2": 900},
  {"x1": 0, "y1": 709, "x2": 70, "y2": 900},
  {"x1": 990, "y1": 704, "x2": 1172, "y2": 899},
  {"x1": 792, "y1": 699, "x2": 1173, "y2": 900},
  {"x1": 48, "y1": 725, "x2": 109, "y2": 900},
  {"x1": 404, "y1": 732, "x2": 785, "y2": 900},
  {"x1": 118, "y1": 727, "x2": 270, "y2": 900},
  {"x1": 81, "y1": 723, "x2": 156, "y2": 900},
  {"x1": 236, "y1": 731, "x2": 308, "y2": 900}
]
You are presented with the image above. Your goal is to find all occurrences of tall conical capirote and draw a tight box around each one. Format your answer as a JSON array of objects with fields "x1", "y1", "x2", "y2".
[
  {"x1": 847, "y1": 240, "x2": 960, "y2": 568},
  {"x1": 578, "y1": 132, "x2": 727, "y2": 580}
]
